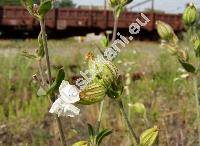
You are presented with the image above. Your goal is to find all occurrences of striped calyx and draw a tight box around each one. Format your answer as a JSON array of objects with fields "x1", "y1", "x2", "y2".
[
  {"x1": 79, "y1": 82, "x2": 106, "y2": 105},
  {"x1": 99, "y1": 61, "x2": 119, "y2": 87},
  {"x1": 183, "y1": 3, "x2": 198, "y2": 26},
  {"x1": 140, "y1": 126, "x2": 158, "y2": 146},
  {"x1": 156, "y1": 21, "x2": 175, "y2": 42}
]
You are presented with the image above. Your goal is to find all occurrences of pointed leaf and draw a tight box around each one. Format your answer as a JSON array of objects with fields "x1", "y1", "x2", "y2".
[
  {"x1": 39, "y1": 0, "x2": 52, "y2": 17},
  {"x1": 87, "y1": 123, "x2": 95, "y2": 137},
  {"x1": 179, "y1": 59, "x2": 196, "y2": 73},
  {"x1": 100, "y1": 36, "x2": 109, "y2": 48},
  {"x1": 36, "y1": 32, "x2": 45, "y2": 58},
  {"x1": 21, "y1": 51, "x2": 37, "y2": 59},
  {"x1": 96, "y1": 129, "x2": 112, "y2": 145},
  {"x1": 48, "y1": 68, "x2": 65, "y2": 94}
]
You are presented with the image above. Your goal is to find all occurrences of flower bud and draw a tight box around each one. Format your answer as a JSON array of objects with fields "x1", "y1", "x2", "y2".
[
  {"x1": 131, "y1": 102, "x2": 146, "y2": 118},
  {"x1": 79, "y1": 82, "x2": 106, "y2": 105},
  {"x1": 107, "y1": 0, "x2": 118, "y2": 8},
  {"x1": 194, "y1": 38, "x2": 200, "y2": 57},
  {"x1": 183, "y1": 3, "x2": 198, "y2": 26},
  {"x1": 140, "y1": 126, "x2": 158, "y2": 146},
  {"x1": 156, "y1": 21, "x2": 175, "y2": 42},
  {"x1": 72, "y1": 141, "x2": 88, "y2": 146}
]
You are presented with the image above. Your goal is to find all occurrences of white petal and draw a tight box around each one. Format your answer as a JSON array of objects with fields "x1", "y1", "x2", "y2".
[
  {"x1": 49, "y1": 98, "x2": 62, "y2": 114},
  {"x1": 59, "y1": 80, "x2": 80, "y2": 104},
  {"x1": 49, "y1": 98, "x2": 80, "y2": 117},
  {"x1": 63, "y1": 104, "x2": 80, "y2": 117}
]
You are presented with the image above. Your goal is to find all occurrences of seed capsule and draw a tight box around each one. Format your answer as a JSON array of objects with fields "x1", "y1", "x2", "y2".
[
  {"x1": 156, "y1": 21, "x2": 175, "y2": 42},
  {"x1": 140, "y1": 126, "x2": 158, "y2": 146},
  {"x1": 183, "y1": 3, "x2": 198, "y2": 26},
  {"x1": 79, "y1": 82, "x2": 106, "y2": 105}
]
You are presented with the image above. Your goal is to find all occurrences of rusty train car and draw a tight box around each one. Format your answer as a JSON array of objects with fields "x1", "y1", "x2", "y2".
[{"x1": 0, "y1": 6, "x2": 183, "y2": 38}]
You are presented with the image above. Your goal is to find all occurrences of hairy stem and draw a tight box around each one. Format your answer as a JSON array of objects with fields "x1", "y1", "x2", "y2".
[
  {"x1": 118, "y1": 100, "x2": 139, "y2": 145},
  {"x1": 96, "y1": 100, "x2": 105, "y2": 132},
  {"x1": 39, "y1": 19, "x2": 67, "y2": 146},
  {"x1": 40, "y1": 20, "x2": 52, "y2": 84},
  {"x1": 112, "y1": 15, "x2": 119, "y2": 43},
  {"x1": 37, "y1": 59, "x2": 46, "y2": 87}
]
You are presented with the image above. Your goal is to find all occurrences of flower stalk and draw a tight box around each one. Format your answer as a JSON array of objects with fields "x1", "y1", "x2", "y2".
[
  {"x1": 39, "y1": 18, "x2": 67, "y2": 146},
  {"x1": 112, "y1": 15, "x2": 119, "y2": 43},
  {"x1": 96, "y1": 100, "x2": 105, "y2": 132},
  {"x1": 118, "y1": 100, "x2": 139, "y2": 144}
]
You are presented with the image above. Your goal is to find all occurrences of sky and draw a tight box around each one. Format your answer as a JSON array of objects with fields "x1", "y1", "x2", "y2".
[{"x1": 73, "y1": 0, "x2": 200, "y2": 14}]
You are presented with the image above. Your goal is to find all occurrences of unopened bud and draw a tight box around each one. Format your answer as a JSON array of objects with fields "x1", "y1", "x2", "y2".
[
  {"x1": 156, "y1": 21, "x2": 175, "y2": 42},
  {"x1": 140, "y1": 126, "x2": 158, "y2": 146},
  {"x1": 79, "y1": 82, "x2": 106, "y2": 105},
  {"x1": 183, "y1": 3, "x2": 198, "y2": 26},
  {"x1": 107, "y1": 0, "x2": 118, "y2": 8},
  {"x1": 194, "y1": 38, "x2": 200, "y2": 57},
  {"x1": 72, "y1": 141, "x2": 88, "y2": 146},
  {"x1": 132, "y1": 102, "x2": 146, "y2": 117}
]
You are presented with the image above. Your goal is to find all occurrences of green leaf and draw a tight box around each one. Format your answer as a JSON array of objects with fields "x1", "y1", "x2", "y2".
[
  {"x1": 37, "y1": 87, "x2": 47, "y2": 96},
  {"x1": 179, "y1": 59, "x2": 196, "y2": 73},
  {"x1": 100, "y1": 36, "x2": 109, "y2": 48},
  {"x1": 21, "y1": 0, "x2": 33, "y2": 9},
  {"x1": 96, "y1": 129, "x2": 112, "y2": 145},
  {"x1": 21, "y1": 51, "x2": 37, "y2": 59},
  {"x1": 48, "y1": 68, "x2": 65, "y2": 94},
  {"x1": 39, "y1": 0, "x2": 52, "y2": 18},
  {"x1": 87, "y1": 123, "x2": 95, "y2": 137},
  {"x1": 37, "y1": 32, "x2": 45, "y2": 58}
]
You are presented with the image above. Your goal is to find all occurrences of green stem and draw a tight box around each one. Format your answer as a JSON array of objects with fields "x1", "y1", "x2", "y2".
[
  {"x1": 194, "y1": 76, "x2": 200, "y2": 145},
  {"x1": 111, "y1": 15, "x2": 119, "y2": 43},
  {"x1": 39, "y1": 19, "x2": 67, "y2": 146},
  {"x1": 118, "y1": 100, "x2": 139, "y2": 145},
  {"x1": 96, "y1": 100, "x2": 105, "y2": 132}
]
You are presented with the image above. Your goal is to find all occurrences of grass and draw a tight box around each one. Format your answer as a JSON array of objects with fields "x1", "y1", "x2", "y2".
[{"x1": 0, "y1": 38, "x2": 198, "y2": 145}]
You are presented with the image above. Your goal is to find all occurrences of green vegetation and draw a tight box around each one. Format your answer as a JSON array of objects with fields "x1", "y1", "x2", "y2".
[{"x1": 0, "y1": 39, "x2": 198, "y2": 145}]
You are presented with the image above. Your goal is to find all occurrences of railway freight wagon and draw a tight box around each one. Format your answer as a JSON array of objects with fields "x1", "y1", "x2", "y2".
[{"x1": 0, "y1": 6, "x2": 183, "y2": 38}]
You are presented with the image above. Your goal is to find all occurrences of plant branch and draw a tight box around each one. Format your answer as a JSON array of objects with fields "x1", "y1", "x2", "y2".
[
  {"x1": 111, "y1": 15, "x2": 119, "y2": 43},
  {"x1": 118, "y1": 100, "x2": 139, "y2": 145},
  {"x1": 40, "y1": 19, "x2": 52, "y2": 84},
  {"x1": 39, "y1": 18, "x2": 67, "y2": 146},
  {"x1": 37, "y1": 59, "x2": 47, "y2": 87}
]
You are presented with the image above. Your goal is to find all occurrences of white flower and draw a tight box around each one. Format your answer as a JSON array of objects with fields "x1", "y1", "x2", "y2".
[{"x1": 49, "y1": 80, "x2": 80, "y2": 117}]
